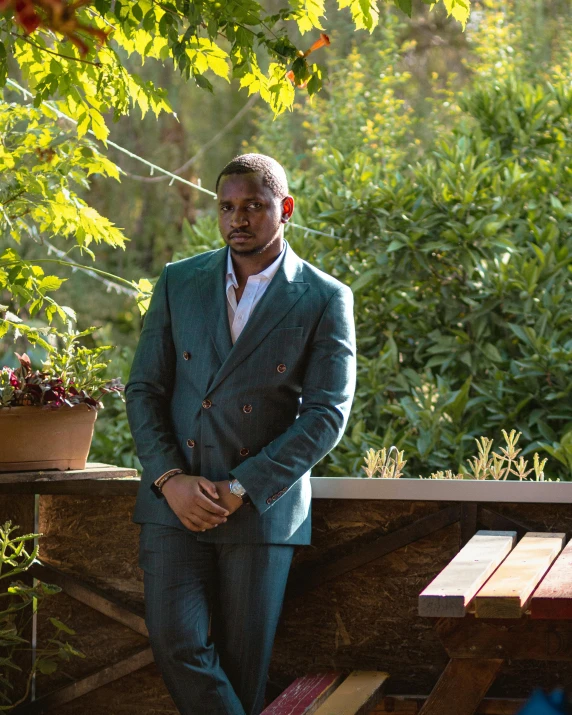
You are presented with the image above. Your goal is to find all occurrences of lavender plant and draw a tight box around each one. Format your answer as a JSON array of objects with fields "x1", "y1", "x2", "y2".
[{"x1": 362, "y1": 431, "x2": 550, "y2": 481}]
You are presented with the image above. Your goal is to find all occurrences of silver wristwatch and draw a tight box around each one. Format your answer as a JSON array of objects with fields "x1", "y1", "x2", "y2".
[{"x1": 229, "y1": 478, "x2": 247, "y2": 500}]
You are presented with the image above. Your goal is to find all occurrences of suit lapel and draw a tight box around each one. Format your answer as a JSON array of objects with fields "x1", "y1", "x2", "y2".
[
  {"x1": 207, "y1": 242, "x2": 308, "y2": 394},
  {"x1": 196, "y1": 248, "x2": 233, "y2": 364}
]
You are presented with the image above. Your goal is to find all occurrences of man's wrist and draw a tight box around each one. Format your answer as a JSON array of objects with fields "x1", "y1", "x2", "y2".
[
  {"x1": 229, "y1": 477, "x2": 251, "y2": 505},
  {"x1": 152, "y1": 468, "x2": 184, "y2": 498}
]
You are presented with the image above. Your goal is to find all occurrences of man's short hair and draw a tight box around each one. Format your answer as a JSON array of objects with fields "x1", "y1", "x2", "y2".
[{"x1": 216, "y1": 153, "x2": 289, "y2": 199}]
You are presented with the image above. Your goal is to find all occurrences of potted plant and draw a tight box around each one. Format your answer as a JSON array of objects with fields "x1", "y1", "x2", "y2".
[{"x1": 0, "y1": 327, "x2": 123, "y2": 472}]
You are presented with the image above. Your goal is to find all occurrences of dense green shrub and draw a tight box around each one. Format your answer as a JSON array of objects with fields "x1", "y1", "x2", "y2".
[{"x1": 179, "y1": 8, "x2": 572, "y2": 480}]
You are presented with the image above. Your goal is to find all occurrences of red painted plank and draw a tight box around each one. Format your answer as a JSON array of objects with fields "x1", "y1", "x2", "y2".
[
  {"x1": 262, "y1": 673, "x2": 345, "y2": 715},
  {"x1": 530, "y1": 538, "x2": 572, "y2": 619}
]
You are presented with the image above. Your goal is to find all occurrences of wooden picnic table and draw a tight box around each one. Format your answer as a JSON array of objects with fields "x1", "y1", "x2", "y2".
[{"x1": 417, "y1": 529, "x2": 572, "y2": 715}]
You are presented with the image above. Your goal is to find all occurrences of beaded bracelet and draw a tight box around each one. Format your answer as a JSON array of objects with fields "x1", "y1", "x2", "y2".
[{"x1": 153, "y1": 468, "x2": 184, "y2": 494}]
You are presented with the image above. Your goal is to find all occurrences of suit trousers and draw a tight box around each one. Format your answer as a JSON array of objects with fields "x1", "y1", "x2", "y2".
[{"x1": 138, "y1": 523, "x2": 295, "y2": 715}]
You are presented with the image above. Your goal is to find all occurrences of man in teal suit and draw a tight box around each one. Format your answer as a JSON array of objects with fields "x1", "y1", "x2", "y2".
[{"x1": 126, "y1": 154, "x2": 356, "y2": 715}]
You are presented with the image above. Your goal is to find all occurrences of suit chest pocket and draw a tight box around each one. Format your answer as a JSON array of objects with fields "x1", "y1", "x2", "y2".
[{"x1": 255, "y1": 326, "x2": 305, "y2": 375}]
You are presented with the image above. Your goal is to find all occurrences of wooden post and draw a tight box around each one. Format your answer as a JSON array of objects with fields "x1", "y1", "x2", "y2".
[
  {"x1": 418, "y1": 659, "x2": 503, "y2": 715},
  {"x1": 460, "y1": 503, "x2": 478, "y2": 548}
]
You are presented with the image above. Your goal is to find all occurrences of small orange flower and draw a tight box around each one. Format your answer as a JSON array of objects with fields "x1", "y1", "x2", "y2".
[
  {"x1": 286, "y1": 69, "x2": 308, "y2": 89},
  {"x1": 286, "y1": 33, "x2": 329, "y2": 88},
  {"x1": 303, "y1": 33, "x2": 330, "y2": 58}
]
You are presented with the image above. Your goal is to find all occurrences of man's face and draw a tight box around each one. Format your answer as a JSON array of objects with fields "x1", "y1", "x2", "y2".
[{"x1": 217, "y1": 172, "x2": 288, "y2": 257}]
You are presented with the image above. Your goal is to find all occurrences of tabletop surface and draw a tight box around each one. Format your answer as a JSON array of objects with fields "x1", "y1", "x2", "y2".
[
  {"x1": 419, "y1": 529, "x2": 572, "y2": 620},
  {"x1": 0, "y1": 462, "x2": 140, "y2": 495}
]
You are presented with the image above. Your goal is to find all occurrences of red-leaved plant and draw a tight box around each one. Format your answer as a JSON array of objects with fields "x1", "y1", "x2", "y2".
[{"x1": 0, "y1": 327, "x2": 123, "y2": 410}]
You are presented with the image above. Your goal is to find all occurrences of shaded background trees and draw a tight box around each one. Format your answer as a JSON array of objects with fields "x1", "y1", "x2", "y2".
[{"x1": 3, "y1": 0, "x2": 572, "y2": 479}]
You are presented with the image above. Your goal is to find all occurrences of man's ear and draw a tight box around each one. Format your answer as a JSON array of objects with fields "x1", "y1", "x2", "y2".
[{"x1": 281, "y1": 196, "x2": 295, "y2": 223}]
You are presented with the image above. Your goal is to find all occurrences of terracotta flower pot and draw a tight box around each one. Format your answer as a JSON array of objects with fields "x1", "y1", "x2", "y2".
[{"x1": 0, "y1": 404, "x2": 97, "y2": 472}]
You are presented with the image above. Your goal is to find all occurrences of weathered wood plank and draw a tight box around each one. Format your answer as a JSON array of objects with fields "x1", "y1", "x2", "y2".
[
  {"x1": 313, "y1": 671, "x2": 389, "y2": 715},
  {"x1": 418, "y1": 659, "x2": 503, "y2": 715},
  {"x1": 287, "y1": 505, "x2": 461, "y2": 598},
  {"x1": 530, "y1": 539, "x2": 572, "y2": 620},
  {"x1": 0, "y1": 463, "x2": 137, "y2": 482},
  {"x1": 437, "y1": 614, "x2": 572, "y2": 661},
  {"x1": 12, "y1": 646, "x2": 154, "y2": 714},
  {"x1": 0, "y1": 478, "x2": 140, "y2": 496},
  {"x1": 262, "y1": 673, "x2": 344, "y2": 715},
  {"x1": 0, "y1": 463, "x2": 139, "y2": 495},
  {"x1": 419, "y1": 530, "x2": 516, "y2": 618},
  {"x1": 474, "y1": 532, "x2": 565, "y2": 619},
  {"x1": 28, "y1": 561, "x2": 147, "y2": 636}
]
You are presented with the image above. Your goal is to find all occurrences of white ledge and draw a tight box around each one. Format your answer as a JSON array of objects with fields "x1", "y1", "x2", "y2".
[{"x1": 310, "y1": 477, "x2": 572, "y2": 503}]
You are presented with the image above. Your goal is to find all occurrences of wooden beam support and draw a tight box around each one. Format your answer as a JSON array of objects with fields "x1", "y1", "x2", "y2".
[
  {"x1": 28, "y1": 560, "x2": 148, "y2": 637},
  {"x1": 418, "y1": 658, "x2": 503, "y2": 715},
  {"x1": 460, "y1": 503, "x2": 478, "y2": 548},
  {"x1": 478, "y1": 509, "x2": 531, "y2": 540},
  {"x1": 313, "y1": 671, "x2": 389, "y2": 715},
  {"x1": 437, "y1": 614, "x2": 572, "y2": 661},
  {"x1": 287, "y1": 505, "x2": 461, "y2": 598},
  {"x1": 12, "y1": 647, "x2": 154, "y2": 714},
  {"x1": 262, "y1": 673, "x2": 345, "y2": 715},
  {"x1": 530, "y1": 539, "x2": 572, "y2": 619},
  {"x1": 474, "y1": 532, "x2": 565, "y2": 618},
  {"x1": 0, "y1": 478, "x2": 140, "y2": 496},
  {"x1": 419, "y1": 531, "x2": 516, "y2": 618}
]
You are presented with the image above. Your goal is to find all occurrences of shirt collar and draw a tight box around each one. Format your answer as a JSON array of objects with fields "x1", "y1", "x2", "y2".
[{"x1": 225, "y1": 245, "x2": 285, "y2": 289}]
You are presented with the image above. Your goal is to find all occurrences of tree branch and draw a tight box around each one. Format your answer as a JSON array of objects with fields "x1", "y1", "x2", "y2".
[
  {"x1": 11, "y1": 32, "x2": 102, "y2": 67},
  {"x1": 124, "y1": 94, "x2": 259, "y2": 183}
]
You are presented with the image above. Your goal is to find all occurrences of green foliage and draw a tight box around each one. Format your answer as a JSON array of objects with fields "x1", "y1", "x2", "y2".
[
  {"x1": 88, "y1": 342, "x2": 141, "y2": 468},
  {"x1": 0, "y1": 100, "x2": 123, "y2": 249},
  {"x1": 426, "y1": 430, "x2": 549, "y2": 480},
  {"x1": 1, "y1": 0, "x2": 471, "y2": 123},
  {"x1": 0, "y1": 97, "x2": 130, "y2": 345},
  {"x1": 0, "y1": 326, "x2": 123, "y2": 409},
  {"x1": 41, "y1": 325, "x2": 123, "y2": 405},
  {"x1": 364, "y1": 429, "x2": 550, "y2": 481},
  {"x1": 0, "y1": 521, "x2": 83, "y2": 709},
  {"x1": 237, "y1": 7, "x2": 572, "y2": 480}
]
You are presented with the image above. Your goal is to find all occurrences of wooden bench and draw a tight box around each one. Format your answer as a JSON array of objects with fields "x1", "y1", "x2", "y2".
[
  {"x1": 418, "y1": 529, "x2": 572, "y2": 715},
  {"x1": 262, "y1": 671, "x2": 389, "y2": 715}
]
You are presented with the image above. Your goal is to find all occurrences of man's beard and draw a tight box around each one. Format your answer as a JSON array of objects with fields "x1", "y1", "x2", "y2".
[
  {"x1": 229, "y1": 244, "x2": 264, "y2": 257},
  {"x1": 229, "y1": 231, "x2": 281, "y2": 257}
]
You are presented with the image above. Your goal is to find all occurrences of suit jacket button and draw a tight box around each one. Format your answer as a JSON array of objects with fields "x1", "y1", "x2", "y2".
[
  {"x1": 202, "y1": 399, "x2": 212, "y2": 409},
  {"x1": 183, "y1": 351, "x2": 191, "y2": 360},
  {"x1": 187, "y1": 439, "x2": 196, "y2": 448},
  {"x1": 242, "y1": 404, "x2": 252, "y2": 414},
  {"x1": 277, "y1": 363, "x2": 287, "y2": 373},
  {"x1": 240, "y1": 448, "x2": 250, "y2": 457}
]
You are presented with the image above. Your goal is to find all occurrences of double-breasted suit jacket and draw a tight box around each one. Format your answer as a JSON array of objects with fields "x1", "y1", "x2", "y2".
[{"x1": 125, "y1": 240, "x2": 357, "y2": 545}]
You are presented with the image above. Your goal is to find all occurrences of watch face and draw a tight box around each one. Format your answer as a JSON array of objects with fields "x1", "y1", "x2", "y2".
[{"x1": 231, "y1": 481, "x2": 246, "y2": 498}]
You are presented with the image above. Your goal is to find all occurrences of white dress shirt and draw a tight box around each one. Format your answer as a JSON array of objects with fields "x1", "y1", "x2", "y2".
[{"x1": 225, "y1": 247, "x2": 285, "y2": 344}]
